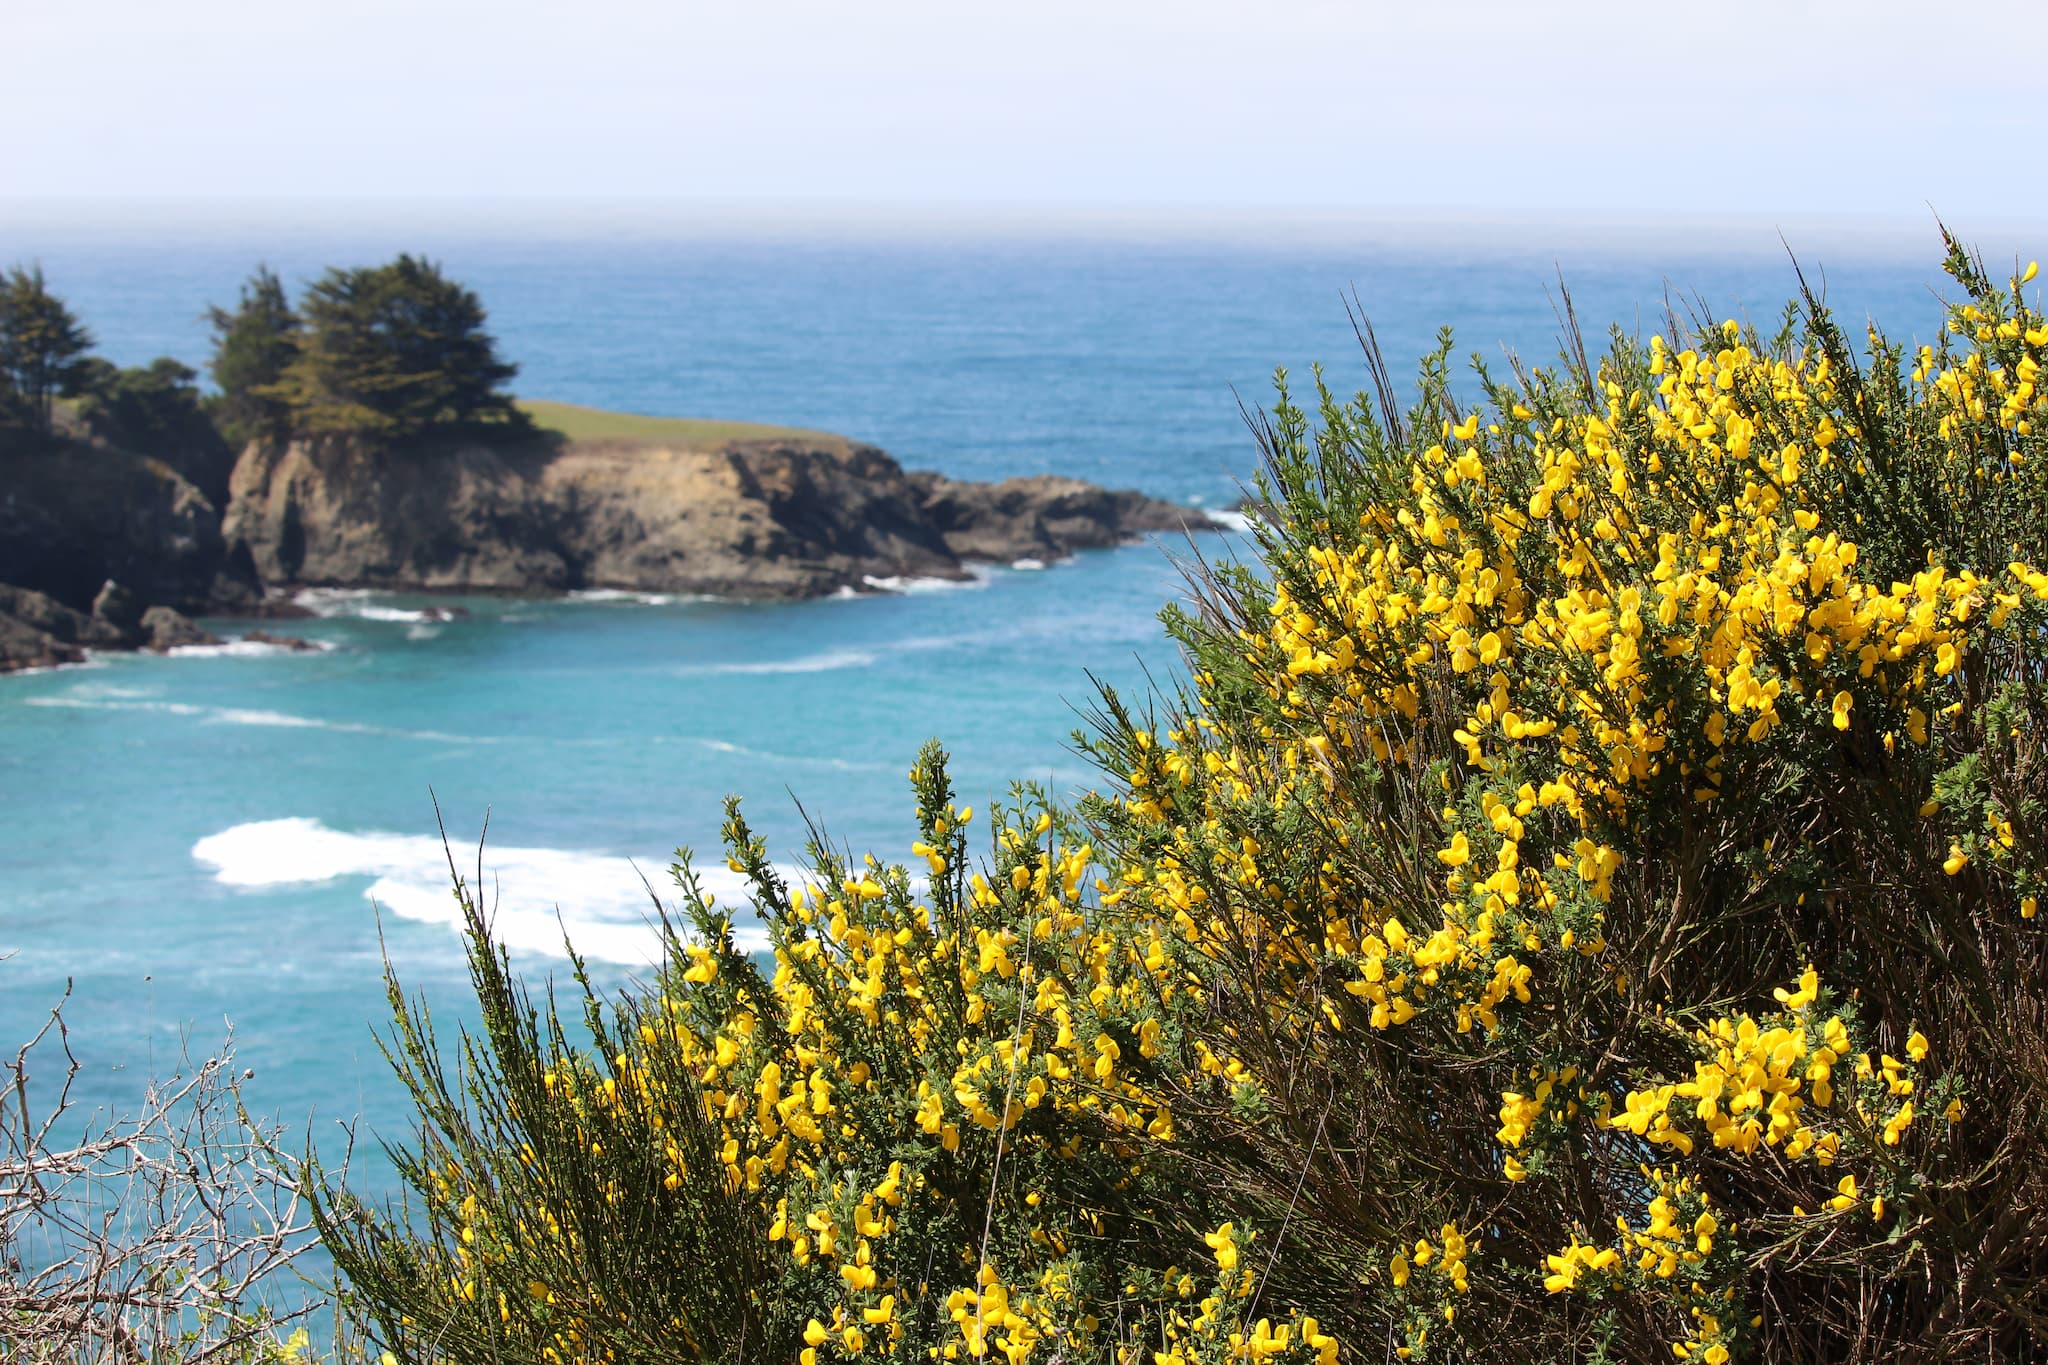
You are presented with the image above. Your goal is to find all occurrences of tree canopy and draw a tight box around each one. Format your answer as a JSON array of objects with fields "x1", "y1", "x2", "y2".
[
  {"x1": 206, "y1": 264, "x2": 300, "y2": 446},
  {"x1": 273, "y1": 254, "x2": 525, "y2": 442},
  {"x1": 73, "y1": 355, "x2": 236, "y2": 502},
  {"x1": 0, "y1": 264, "x2": 94, "y2": 438}
]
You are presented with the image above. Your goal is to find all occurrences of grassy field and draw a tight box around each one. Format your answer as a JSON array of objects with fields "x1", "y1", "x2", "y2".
[{"x1": 517, "y1": 399, "x2": 841, "y2": 450}]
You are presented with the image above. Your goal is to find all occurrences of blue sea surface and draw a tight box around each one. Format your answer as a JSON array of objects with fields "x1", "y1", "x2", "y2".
[{"x1": 0, "y1": 220, "x2": 1957, "y2": 1198}]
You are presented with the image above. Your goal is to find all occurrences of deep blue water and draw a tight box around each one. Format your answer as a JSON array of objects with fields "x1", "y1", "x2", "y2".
[{"x1": 0, "y1": 219, "x2": 1962, "y2": 1203}]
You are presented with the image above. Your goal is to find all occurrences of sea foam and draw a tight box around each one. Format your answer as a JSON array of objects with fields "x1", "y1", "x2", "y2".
[
  {"x1": 567, "y1": 588, "x2": 717, "y2": 607},
  {"x1": 291, "y1": 589, "x2": 455, "y2": 624},
  {"x1": 191, "y1": 817, "x2": 774, "y2": 964},
  {"x1": 168, "y1": 638, "x2": 338, "y2": 659},
  {"x1": 672, "y1": 648, "x2": 878, "y2": 676},
  {"x1": 27, "y1": 694, "x2": 494, "y2": 745},
  {"x1": 860, "y1": 565, "x2": 999, "y2": 594}
]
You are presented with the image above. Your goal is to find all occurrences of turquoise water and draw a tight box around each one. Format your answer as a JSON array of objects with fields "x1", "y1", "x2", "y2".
[{"x1": 0, "y1": 222, "x2": 1958, "y2": 1194}]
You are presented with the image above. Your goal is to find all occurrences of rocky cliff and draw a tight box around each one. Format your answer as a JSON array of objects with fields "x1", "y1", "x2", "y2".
[
  {"x1": 0, "y1": 416, "x2": 1223, "y2": 672},
  {"x1": 0, "y1": 440, "x2": 252, "y2": 613},
  {"x1": 222, "y1": 431, "x2": 1221, "y2": 600},
  {"x1": 0, "y1": 439, "x2": 258, "y2": 671},
  {"x1": 0, "y1": 582, "x2": 221, "y2": 673}
]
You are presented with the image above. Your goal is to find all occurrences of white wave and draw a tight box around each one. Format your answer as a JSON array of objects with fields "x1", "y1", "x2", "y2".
[
  {"x1": 26, "y1": 695, "x2": 495, "y2": 744},
  {"x1": 672, "y1": 648, "x2": 878, "y2": 676},
  {"x1": 568, "y1": 588, "x2": 718, "y2": 607},
  {"x1": 292, "y1": 589, "x2": 382, "y2": 618},
  {"x1": 681, "y1": 736, "x2": 881, "y2": 772},
  {"x1": 0, "y1": 658, "x2": 95, "y2": 678},
  {"x1": 30, "y1": 696, "x2": 205, "y2": 717},
  {"x1": 168, "y1": 638, "x2": 337, "y2": 659},
  {"x1": 292, "y1": 589, "x2": 460, "y2": 624},
  {"x1": 191, "y1": 817, "x2": 773, "y2": 964},
  {"x1": 1209, "y1": 509, "x2": 1258, "y2": 534},
  {"x1": 61, "y1": 681, "x2": 151, "y2": 699},
  {"x1": 1011, "y1": 558, "x2": 1046, "y2": 571},
  {"x1": 860, "y1": 566, "x2": 996, "y2": 594}
]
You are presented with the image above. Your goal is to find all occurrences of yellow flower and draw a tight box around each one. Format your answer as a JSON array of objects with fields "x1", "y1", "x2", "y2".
[
  {"x1": 1773, "y1": 966, "x2": 1819, "y2": 1010},
  {"x1": 1205, "y1": 1221, "x2": 1239, "y2": 1271}
]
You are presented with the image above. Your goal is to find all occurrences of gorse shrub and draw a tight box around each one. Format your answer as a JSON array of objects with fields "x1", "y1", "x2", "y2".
[{"x1": 321, "y1": 235, "x2": 2048, "y2": 1364}]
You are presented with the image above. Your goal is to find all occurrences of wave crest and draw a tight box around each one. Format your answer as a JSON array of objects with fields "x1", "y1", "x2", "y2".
[{"x1": 191, "y1": 817, "x2": 772, "y2": 964}]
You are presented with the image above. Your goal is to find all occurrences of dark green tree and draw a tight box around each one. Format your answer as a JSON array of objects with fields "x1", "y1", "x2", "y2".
[
  {"x1": 74, "y1": 356, "x2": 236, "y2": 503},
  {"x1": 205, "y1": 265, "x2": 300, "y2": 446},
  {"x1": 277, "y1": 254, "x2": 525, "y2": 441},
  {"x1": 0, "y1": 265, "x2": 94, "y2": 436}
]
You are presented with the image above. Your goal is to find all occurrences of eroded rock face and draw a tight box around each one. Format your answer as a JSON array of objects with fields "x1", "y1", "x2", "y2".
[
  {"x1": 222, "y1": 437, "x2": 579, "y2": 593},
  {"x1": 0, "y1": 581, "x2": 224, "y2": 672},
  {"x1": 0, "y1": 583, "x2": 131, "y2": 649},
  {"x1": 0, "y1": 581, "x2": 141, "y2": 672},
  {"x1": 222, "y1": 434, "x2": 1223, "y2": 600},
  {"x1": 0, "y1": 611, "x2": 82, "y2": 673},
  {"x1": 0, "y1": 443, "x2": 245, "y2": 613},
  {"x1": 905, "y1": 471, "x2": 1216, "y2": 564}
]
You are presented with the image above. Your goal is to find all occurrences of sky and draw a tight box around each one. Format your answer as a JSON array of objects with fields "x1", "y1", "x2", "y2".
[{"x1": 4, "y1": 0, "x2": 2044, "y2": 233}]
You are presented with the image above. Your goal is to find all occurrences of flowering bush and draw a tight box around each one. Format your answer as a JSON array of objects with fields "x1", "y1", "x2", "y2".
[{"x1": 321, "y1": 236, "x2": 2048, "y2": 1363}]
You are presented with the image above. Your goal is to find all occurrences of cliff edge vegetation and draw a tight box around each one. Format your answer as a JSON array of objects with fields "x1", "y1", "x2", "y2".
[{"x1": 515, "y1": 398, "x2": 843, "y2": 450}]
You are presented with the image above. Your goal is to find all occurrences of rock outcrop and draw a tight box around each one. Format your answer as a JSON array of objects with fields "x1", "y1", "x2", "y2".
[
  {"x1": 138, "y1": 605, "x2": 221, "y2": 651},
  {"x1": 1, "y1": 416, "x2": 1223, "y2": 675},
  {"x1": 0, "y1": 581, "x2": 222, "y2": 673},
  {"x1": 1, "y1": 583, "x2": 130, "y2": 650},
  {"x1": 222, "y1": 433, "x2": 1221, "y2": 600},
  {"x1": 0, "y1": 579, "x2": 301, "y2": 672},
  {"x1": 0, "y1": 610, "x2": 84, "y2": 673},
  {"x1": 0, "y1": 441, "x2": 254, "y2": 614}
]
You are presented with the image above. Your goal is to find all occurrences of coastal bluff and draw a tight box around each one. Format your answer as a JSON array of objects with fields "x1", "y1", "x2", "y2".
[
  {"x1": 222, "y1": 401, "x2": 1224, "y2": 600},
  {"x1": 1, "y1": 400, "x2": 1224, "y2": 671}
]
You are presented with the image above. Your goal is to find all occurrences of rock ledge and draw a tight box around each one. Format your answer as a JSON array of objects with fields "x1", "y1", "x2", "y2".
[{"x1": 222, "y1": 433, "x2": 1224, "y2": 600}]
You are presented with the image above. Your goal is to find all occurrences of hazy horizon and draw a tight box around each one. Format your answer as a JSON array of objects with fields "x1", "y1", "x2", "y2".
[
  {"x1": 2, "y1": 196, "x2": 2036, "y2": 269},
  {"x1": 7, "y1": 1, "x2": 2042, "y2": 225}
]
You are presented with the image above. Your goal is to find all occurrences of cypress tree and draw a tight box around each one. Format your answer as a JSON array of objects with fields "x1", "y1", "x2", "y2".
[
  {"x1": 206, "y1": 265, "x2": 300, "y2": 445},
  {"x1": 0, "y1": 264, "x2": 94, "y2": 437},
  {"x1": 276, "y1": 255, "x2": 523, "y2": 442}
]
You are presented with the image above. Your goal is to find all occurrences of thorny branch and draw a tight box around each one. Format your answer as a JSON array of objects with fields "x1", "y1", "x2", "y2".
[{"x1": 1, "y1": 977, "x2": 338, "y2": 1363}]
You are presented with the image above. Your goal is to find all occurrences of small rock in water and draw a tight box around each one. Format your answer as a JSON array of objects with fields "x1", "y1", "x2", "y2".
[
  {"x1": 239, "y1": 629, "x2": 319, "y2": 652},
  {"x1": 141, "y1": 606, "x2": 222, "y2": 652}
]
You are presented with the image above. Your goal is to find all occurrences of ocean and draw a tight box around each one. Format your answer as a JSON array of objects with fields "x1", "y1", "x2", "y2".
[{"x1": 0, "y1": 216, "x2": 1961, "y2": 1198}]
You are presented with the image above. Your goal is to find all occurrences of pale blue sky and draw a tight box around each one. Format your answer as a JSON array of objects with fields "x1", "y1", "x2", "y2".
[{"x1": 7, "y1": 0, "x2": 2042, "y2": 229}]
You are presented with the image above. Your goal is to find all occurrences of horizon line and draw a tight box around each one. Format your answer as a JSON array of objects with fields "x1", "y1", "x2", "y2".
[{"x1": 2, "y1": 194, "x2": 2027, "y2": 252}]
